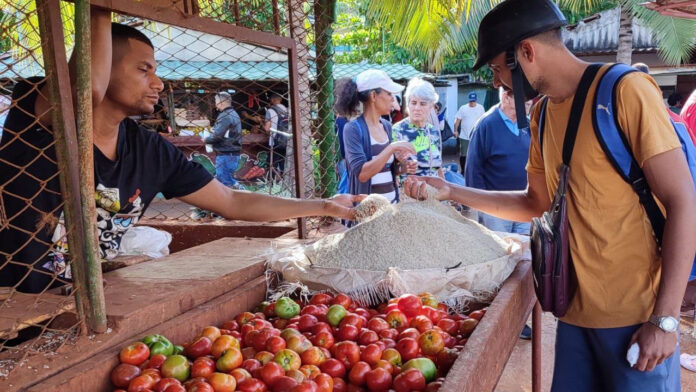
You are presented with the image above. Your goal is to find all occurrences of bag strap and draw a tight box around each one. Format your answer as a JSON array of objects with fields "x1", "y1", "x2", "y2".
[
  {"x1": 592, "y1": 63, "x2": 665, "y2": 245},
  {"x1": 561, "y1": 63, "x2": 603, "y2": 165}
]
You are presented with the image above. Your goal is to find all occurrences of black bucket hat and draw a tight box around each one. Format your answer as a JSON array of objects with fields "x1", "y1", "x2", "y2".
[{"x1": 473, "y1": 0, "x2": 567, "y2": 70}]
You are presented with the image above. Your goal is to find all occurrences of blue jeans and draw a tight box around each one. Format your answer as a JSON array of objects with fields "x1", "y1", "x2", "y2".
[
  {"x1": 478, "y1": 212, "x2": 530, "y2": 234},
  {"x1": 552, "y1": 321, "x2": 680, "y2": 392},
  {"x1": 215, "y1": 154, "x2": 240, "y2": 187}
]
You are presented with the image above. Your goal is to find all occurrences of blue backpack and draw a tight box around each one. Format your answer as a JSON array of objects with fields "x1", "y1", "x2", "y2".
[{"x1": 539, "y1": 63, "x2": 696, "y2": 275}]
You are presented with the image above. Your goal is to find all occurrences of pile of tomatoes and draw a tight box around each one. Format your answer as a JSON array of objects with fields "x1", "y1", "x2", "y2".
[{"x1": 110, "y1": 292, "x2": 485, "y2": 392}]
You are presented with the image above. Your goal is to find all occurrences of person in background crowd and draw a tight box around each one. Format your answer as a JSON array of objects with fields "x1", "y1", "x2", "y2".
[
  {"x1": 391, "y1": 95, "x2": 404, "y2": 123},
  {"x1": 682, "y1": 89, "x2": 696, "y2": 145},
  {"x1": 668, "y1": 92, "x2": 683, "y2": 115},
  {"x1": 633, "y1": 63, "x2": 696, "y2": 144},
  {"x1": 405, "y1": 0, "x2": 695, "y2": 389},
  {"x1": 335, "y1": 112, "x2": 349, "y2": 194},
  {"x1": 205, "y1": 92, "x2": 242, "y2": 188},
  {"x1": 264, "y1": 93, "x2": 290, "y2": 178},
  {"x1": 0, "y1": 95, "x2": 10, "y2": 141},
  {"x1": 466, "y1": 88, "x2": 532, "y2": 234},
  {"x1": 392, "y1": 78, "x2": 443, "y2": 177},
  {"x1": 454, "y1": 92, "x2": 485, "y2": 175},
  {"x1": 335, "y1": 69, "x2": 417, "y2": 205}
]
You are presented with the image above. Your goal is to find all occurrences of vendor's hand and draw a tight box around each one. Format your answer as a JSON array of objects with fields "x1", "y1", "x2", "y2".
[
  {"x1": 403, "y1": 176, "x2": 451, "y2": 201},
  {"x1": 454, "y1": 131, "x2": 459, "y2": 139},
  {"x1": 389, "y1": 141, "x2": 417, "y2": 157},
  {"x1": 629, "y1": 322, "x2": 677, "y2": 372},
  {"x1": 322, "y1": 194, "x2": 367, "y2": 220},
  {"x1": 405, "y1": 160, "x2": 418, "y2": 175}
]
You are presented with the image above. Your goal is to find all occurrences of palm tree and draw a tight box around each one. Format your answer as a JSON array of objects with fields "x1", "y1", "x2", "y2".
[{"x1": 364, "y1": 0, "x2": 696, "y2": 71}]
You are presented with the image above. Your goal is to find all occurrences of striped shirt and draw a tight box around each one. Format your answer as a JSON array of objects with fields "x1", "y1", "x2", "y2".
[{"x1": 369, "y1": 134, "x2": 396, "y2": 202}]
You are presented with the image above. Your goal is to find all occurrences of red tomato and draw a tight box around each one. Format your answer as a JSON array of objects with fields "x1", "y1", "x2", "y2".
[
  {"x1": 230, "y1": 368, "x2": 253, "y2": 385},
  {"x1": 311, "y1": 331, "x2": 335, "y2": 349},
  {"x1": 154, "y1": 378, "x2": 182, "y2": 392},
  {"x1": 291, "y1": 380, "x2": 319, "y2": 392},
  {"x1": 436, "y1": 319, "x2": 458, "y2": 336},
  {"x1": 392, "y1": 368, "x2": 426, "y2": 392},
  {"x1": 241, "y1": 359, "x2": 262, "y2": 377},
  {"x1": 186, "y1": 336, "x2": 213, "y2": 359},
  {"x1": 207, "y1": 372, "x2": 237, "y2": 392},
  {"x1": 359, "y1": 343, "x2": 383, "y2": 366},
  {"x1": 410, "y1": 315, "x2": 434, "y2": 333},
  {"x1": 418, "y1": 329, "x2": 445, "y2": 356},
  {"x1": 120, "y1": 342, "x2": 150, "y2": 366},
  {"x1": 436, "y1": 347, "x2": 459, "y2": 373},
  {"x1": 212, "y1": 335, "x2": 240, "y2": 359},
  {"x1": 336, "y1": 324, "x2": 359, "y2": 341},
  {"x1": 301, "y1": 346, "x2": 327, "y2": 366},
  {"x1": 373, "y1": 359, "x2": 395, "y2": 375},
  {"x1": 458, "y1": 318, "x2": 478, "y2": 337},
  {"x1": 259, "y1": 361, "x2": 285, "y2": 386},
  {"x1": 348, "y1": 361, "x2": 371, "y2": 386},
  {"x1": 385, "y1": 311, "x2": 408, "y2": 330},
  {"x1": 237, "y1": 378, "x2": 269, "y2": 392},
  {"x1": 339, "y1": 314, "x2": 364, "y2": 330},
  {"x1": 397, "y1": 295, "x2": 422, "y2": 318},
  {"x1": 298, "y1": 314, "x2": 319, "y2": 332},
  {"x1": 236, "y1": 312, "x2": 256, "y2": 325},
  {"x1": 311, "y1": 322, "x2": 332, "y2": 335},
  {"x1": 380, "y1": 338, "x2": 396, "y2": 349},
  {"x1": 141, "y1": 354, "x2": 167, "y2": 370},
  {"x1": 395, "y1": 338, "x2": 420, "y2": 361},
  {"x1": 397, "y1": 328, "x2": 421, "y2": 341},
  {"x1": 331, "y1": 294, "x2": 353, "y2": 309},
  {"x1": 378, "y1": 328, "x2": 398, "y2": 340},
  {"x1": 365, "y1": 367, "x2": 392, "y2": 391},
  {"x1": 314, "y1": 373, "x2": 333, "y2": 392},
  {"x1": 367, "y1": 317, "x2": 389, "y2": 333},
  {"x1": 127, "y1": 374, "x2": 156, "y2": 392},
  {"x1": 188, "y1": 380, "x2": 215, "y2": 392},
  {"x1": 332, "y1": 377, "x2": 347, "y2": 392},
  {"x1": 310, "y1": 293, "x2": 333, "y2": 306},
  {"x1": 333, "y1": 341, "x2": 360, "y2": 368},
  {"x1": 271, "y1": 376, "x2": 299, "y2": 392},
  {"x1": 266, "y1": 335, "x2": 287, "y2": 354},
  {"x1": 319, "y1": 358, "x2": 346, "y2": 378},
  {"x1": 222, "y1": 320, "x2": 240, "y2": 332},
  {"x1": 357, "y1": 329, "x2": 378, "y2": 346},
  {"x1": 468, "y1": 310, "x2": 485, "y2": 321},
  {"x1": 163, "y1": 384, "x2": 186, "y2": 392},
  {"x1": 381, "y1": 348, "x2": 402, "y2": 366},
  {"x1": 112, "y1": 363, "x2": 142, "y2": 389},
  {"x1": 191, "y1": 357, "x2": 216, "y2": 379}
]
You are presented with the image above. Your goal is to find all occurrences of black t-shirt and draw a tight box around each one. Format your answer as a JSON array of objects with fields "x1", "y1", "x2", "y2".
[{"x1": 0, "y1": 78, "x2": 214, "y2": 293}]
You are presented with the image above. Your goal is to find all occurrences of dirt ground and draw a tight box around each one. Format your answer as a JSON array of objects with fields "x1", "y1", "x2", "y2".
[{"x1": 495, "y1": 312, "x2": 696, "y2": 391}]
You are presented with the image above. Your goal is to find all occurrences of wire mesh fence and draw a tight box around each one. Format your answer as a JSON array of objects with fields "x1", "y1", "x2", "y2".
[{"x1": 0, "y1": 0, "x2": 84, "y2": 380}]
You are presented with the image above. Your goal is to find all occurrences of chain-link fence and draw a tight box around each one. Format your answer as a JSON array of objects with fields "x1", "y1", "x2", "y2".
[{"x1": 0, "y1": 0, "x2": 85, "y2": 380}]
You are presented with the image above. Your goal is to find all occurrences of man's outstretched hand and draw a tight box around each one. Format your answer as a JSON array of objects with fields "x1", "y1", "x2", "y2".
[
  {"x1": 403, "y1": 176, "x2": 451, "y2": 201},
  {"x1": 322, "y1": 194, "x2": 367, "y2": 220}
]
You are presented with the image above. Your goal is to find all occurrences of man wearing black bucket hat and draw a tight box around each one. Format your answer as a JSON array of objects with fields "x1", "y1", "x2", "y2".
[{"x1": 405, "y1": 0, "x2": 696, "y2": 390}]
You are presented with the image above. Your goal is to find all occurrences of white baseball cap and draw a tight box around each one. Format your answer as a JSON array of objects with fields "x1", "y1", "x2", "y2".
[{"x1": 355, "y1": 69, "x2": 404, "y2": 94}]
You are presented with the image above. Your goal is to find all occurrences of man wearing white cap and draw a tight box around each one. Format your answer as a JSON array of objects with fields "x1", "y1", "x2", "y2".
[
  {"x1": 454, "y1": 92, "x2": 485, "y2": 174},
  {"x1": 334, "y1": 69, "x2": 417, "y2": 208}
]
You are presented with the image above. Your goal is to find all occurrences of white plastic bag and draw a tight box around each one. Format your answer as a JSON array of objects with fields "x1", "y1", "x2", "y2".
[{"x1": 118, "y1": 226, "x2": 172, "y2": 258}]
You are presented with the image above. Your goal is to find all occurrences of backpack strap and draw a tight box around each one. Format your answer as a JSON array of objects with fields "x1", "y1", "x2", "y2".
[
  {"x1": 537, "y1": 97, "x2": 549, "y2": 158},
  {"x1": 592, "y1": 63, "x2": 665, "y2": 246}
]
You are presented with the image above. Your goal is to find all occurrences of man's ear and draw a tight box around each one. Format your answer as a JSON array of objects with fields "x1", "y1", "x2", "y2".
[{"x1": 517, "y1": 40, "x2": 535, "y2": 64}]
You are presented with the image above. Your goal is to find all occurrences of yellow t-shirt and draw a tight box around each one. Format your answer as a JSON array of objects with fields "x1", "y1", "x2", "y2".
[{"x1": 527, "y1": 65, "x2": 682, "y2": 328}]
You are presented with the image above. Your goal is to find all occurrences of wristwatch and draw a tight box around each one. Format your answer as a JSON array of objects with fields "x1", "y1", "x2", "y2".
[{"x1": 649, "y1": 315, "x2": 679, "y2": 333}]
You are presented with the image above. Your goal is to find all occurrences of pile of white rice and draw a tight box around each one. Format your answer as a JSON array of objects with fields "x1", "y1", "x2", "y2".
[{"x1": 305, "y1": 188, "x2": 509, "y2": 271}]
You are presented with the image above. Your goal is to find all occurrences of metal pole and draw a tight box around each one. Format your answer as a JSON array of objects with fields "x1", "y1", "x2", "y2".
[
  {"x1": 532, "y1": 300, "x2": 542, "y2": 392},
  {"x1": 74, "y1": 0, "x2": 107, "y2": 333},
  {"x1": 314, "y1": 0, "x2": 337, "y2": 199}
]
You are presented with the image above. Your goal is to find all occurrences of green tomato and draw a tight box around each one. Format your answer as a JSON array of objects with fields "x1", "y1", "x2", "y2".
[
  {"x1": 161, "y1": 355, "x2": 190, "y2": 382},
  {"x1": 326, "y1": 304, "x2": 347, "y2": 327},
  {"x1": 141, "y1": 334, "x2": 174, "y2": 357},
  {"x1": 402, "y1": 357, "x2": 437, "y2": 383},
  {"x1": 275, "y1": 297, "x2": 301, "y2": 319},
  {"x1": 172, "y1": 345, "x2": 184, "y2": 355}
]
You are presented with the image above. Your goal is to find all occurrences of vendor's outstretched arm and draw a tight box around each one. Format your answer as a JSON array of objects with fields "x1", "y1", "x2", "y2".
[
  {"x1": 403, "y1": 171, "x2": 551, "y2": 222},
  {"x1": 178, "y1": 180, "x2": 365, "y2": 222}
]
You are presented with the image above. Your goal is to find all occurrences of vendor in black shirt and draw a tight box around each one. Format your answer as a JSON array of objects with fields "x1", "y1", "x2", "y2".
[{"x1": 0, "y1": 8, "x2": 362, "y2": 294}]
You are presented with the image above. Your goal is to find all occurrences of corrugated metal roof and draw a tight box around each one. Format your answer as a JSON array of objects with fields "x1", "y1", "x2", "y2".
[
  {"x1": 0, "y1": 55, "x2": 423, "y2": 82},
  {"x1": 563, "y1": 7, "x2": 658, "y2": 55}
]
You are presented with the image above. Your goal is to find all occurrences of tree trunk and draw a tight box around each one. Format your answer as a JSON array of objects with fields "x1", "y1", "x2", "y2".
[
  {"x1": 286, "y1": 0, "x2": 316, "y2": 197},
  {"x1": 616, "y1": 4, "x2": 633, "y2": 65}
]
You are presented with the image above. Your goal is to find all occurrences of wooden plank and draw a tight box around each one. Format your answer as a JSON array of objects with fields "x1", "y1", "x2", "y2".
[
  {"x1": 101, "y1": 255, "x2": 152, "y2": 273},
  {"x1": 0, "y1": 293, "x2": 75, "y2": 339},
  {"x1": 440, "y1": 260, "x2": 535, "y2": 392},
  {"x1": 26, "y1": 276, "x2": 267, "y2": 392}
]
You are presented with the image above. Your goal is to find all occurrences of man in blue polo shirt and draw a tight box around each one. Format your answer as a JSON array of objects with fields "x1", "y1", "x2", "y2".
[{"x1": 465, "y1": 88, "x2": 532, "y2": 234}]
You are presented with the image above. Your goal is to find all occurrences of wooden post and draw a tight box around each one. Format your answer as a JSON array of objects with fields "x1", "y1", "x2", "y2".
[
  {"x1": 288, "y1": 44, "x2": 307, "y2": 239},
  {"x1": 37, "y1": 0, "x2": 107, "y2": 334},
  {"x1": 314, "y1": 0, "x2": 337, "y2": 199},
  {"x1": 532, "y1": 300, "x2": 542, "y2": 392},
  {"x1": 73, "y1": 0, "x2": 107, "y2": 333}
]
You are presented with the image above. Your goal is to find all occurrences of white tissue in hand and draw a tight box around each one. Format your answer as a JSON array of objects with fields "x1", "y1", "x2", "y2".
[{"x1": 626, "y1": 342, "x2": 640, "y2": 367}]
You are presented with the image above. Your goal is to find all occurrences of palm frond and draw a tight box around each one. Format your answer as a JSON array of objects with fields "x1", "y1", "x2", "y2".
[{"x1": 628, "y1": 0, "x2": 696, "y2": 65}]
